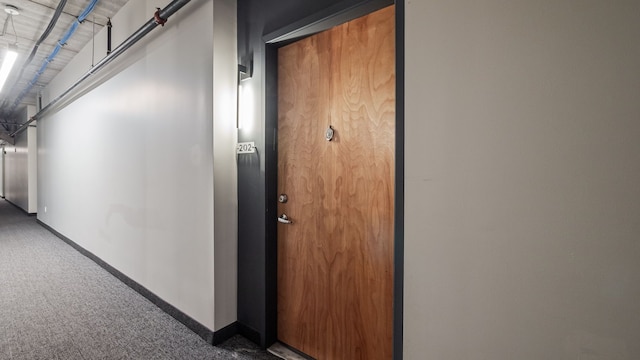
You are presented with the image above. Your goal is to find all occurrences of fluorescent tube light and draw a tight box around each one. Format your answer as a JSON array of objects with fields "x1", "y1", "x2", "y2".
[{"x1": 0, "y1": 47, "x2": 18, "y2": 93}]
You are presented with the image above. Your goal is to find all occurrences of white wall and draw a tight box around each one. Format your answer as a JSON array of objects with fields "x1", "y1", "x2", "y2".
[
  {"x1": 4, "y1": 106, "x2": 37, "y2": 213},
  {"x1": 405, "y1": 1, "x2": 640, "y2": 359},
  {"x1": 39, "y1": 0, "x2": 237, "y2": 332},
  {"x1": 212, "y1": 0, "x2": 238, "y2": 330},
  {"x1": 27, "y1": 106, "x2": 37, "y2": 213},
  {"x1": 0, "y1": 146, "x2": 4, "y2": 198},
  {"x1": 4, "y1": 129, "x2": 29, "y2": 211}
]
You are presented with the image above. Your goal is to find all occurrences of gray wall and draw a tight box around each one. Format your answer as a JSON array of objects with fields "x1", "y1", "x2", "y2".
[
  {"x1": 236, "y1": 0, "x2": 357, "y2": 345},
  {"x1": 39, "y1": 0, "x2": 237, "y2": 332},
  {"x1": 405, "y1": 0, "x2": 640, "y2": 358},
  {"x1": 4, "y1": 106, "x2": 37, "y2": 213}
]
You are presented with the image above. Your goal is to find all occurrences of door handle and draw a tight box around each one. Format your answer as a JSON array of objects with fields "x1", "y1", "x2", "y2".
[{"x1": 277, "y1": 214, "x2": 292, "y2": 224}]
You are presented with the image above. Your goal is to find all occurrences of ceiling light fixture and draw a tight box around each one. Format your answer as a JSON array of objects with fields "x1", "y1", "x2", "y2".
[
  {"x1": 0, "y1": 4, "x2": 19, "y2": 93},
  {"x1": 4, "y1": 4, "x2": 19, "y2": 16},
  {"x1": 0, "y1": 45, "x2": 18, "y2": 93}
]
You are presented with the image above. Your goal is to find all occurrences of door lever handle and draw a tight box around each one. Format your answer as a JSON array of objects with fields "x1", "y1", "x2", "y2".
[{"x1": 277, "y1": 214, "x2": 292, "y2": 224}]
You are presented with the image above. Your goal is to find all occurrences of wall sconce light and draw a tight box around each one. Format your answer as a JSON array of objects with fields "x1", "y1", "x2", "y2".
[
  {"x1": 237, "y1": 63, "x2": 252, "y2": 129},
  {"x1": 238, "y1": 64, "x2": 252, "y2": 82},
  {"x1": 0, "y1": 44, "x2": 18, "y2": 93}
]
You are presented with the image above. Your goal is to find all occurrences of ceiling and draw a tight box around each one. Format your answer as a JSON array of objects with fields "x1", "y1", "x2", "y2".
[{"x1": 0, "y1": 0, "x2": 130, "y2": 138}]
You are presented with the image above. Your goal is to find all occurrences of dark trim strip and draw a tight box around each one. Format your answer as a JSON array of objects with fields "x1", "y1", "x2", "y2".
[
  {"x1": 393, "y1": 0, "x2": 405, "y2": 359},
  {"x1": 4, "y1": 198, "x2": 36, "y2": 216},
  {"x1": 213, "y1": 321, "x2": 239, "y2": 345},
  {"x1": 237, "y1": 322, "x2": 262, "y2": 346},
  {"x1": 37, "y1": 220, "x2": 218, "y2": 345},
  {"x1": 260, "y1": 40, "x2": 278, "y2": 349},
  {"x1": 264, "y1": 43, "x2": 279, "y2": 348},
  {"x1": 264, "y1": 0, "x2": 393, "y2": 44}
]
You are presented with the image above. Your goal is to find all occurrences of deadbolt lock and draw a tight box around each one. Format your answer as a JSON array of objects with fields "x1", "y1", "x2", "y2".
[{"x1": 278, "y1": 194, "x2": 288, "y2": 203}]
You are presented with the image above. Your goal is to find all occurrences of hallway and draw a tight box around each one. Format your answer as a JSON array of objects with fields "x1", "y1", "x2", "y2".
[{"x1": 0, "y1": 200, "x2": 276, "y2": 360}]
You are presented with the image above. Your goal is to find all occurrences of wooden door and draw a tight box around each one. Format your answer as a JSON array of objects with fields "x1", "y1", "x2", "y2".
[{"x1": 277, "y1": 6, "x2": 395, "y2": 360}]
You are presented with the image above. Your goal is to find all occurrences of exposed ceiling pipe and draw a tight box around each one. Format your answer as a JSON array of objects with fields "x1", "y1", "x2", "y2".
[
  {"x1": 10, "y1": 0, "x2": 192, "y2": 137},
  {"x1": 9, "y1": 0, "x2": 99, "y2": 112},
  {"x1": 0, "y1": 132, "x2": 14, "y2": 145},
  {"x1": 2, "y1": 0, "x2": 68, "y2": 103}
]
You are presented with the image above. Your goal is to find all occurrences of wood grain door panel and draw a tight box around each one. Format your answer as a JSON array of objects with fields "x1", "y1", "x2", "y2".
[{"x1": 277, "y1": 6, "x2": 395, "y2": 359}]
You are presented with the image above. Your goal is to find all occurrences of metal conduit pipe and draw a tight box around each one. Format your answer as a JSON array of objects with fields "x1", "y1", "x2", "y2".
[
  {"x1": 1, "y1": 0, "x2": 68, "y2": 110},
  {"x1": 10, "y1": 0, "x2": 192, "y2": 137},
  {"x1": 107, "y1": 18, "x2": 112, "y2": 55},
  {"x1": 10, "y1": 0, "x2": 100, "y2": 112}
]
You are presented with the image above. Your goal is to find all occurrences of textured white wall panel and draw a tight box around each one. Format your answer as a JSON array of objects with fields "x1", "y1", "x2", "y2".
[{"x1": 37, "y1": 0, "x2": 236, "y2": 331}]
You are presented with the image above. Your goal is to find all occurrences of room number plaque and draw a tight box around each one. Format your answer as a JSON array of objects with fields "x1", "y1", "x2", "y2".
[{"x1": 237, "y1": 142, "x2": 256, "y2": 154}]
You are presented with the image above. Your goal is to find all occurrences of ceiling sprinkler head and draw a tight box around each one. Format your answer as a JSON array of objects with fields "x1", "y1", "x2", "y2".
[{"x1": 4, "y1": 4, "x2": 20, "y2": 16}]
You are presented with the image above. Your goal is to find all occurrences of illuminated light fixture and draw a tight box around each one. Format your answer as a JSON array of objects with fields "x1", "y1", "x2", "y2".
[
  {"x1": 236, "y1": 63, "x2": 253, "y2": 129},
  {"x1": 238, "y1": 64, "x2": 252, "y2": 82},
  {"x1": 0, "y1": 45, "x2": 18, "y2": 93},
  {"x1": 0, "y1": 4, "x2": 20, "y2": 93},
  {"x1": 4, "y1": 4, "x2": 20, "y2": 15}
]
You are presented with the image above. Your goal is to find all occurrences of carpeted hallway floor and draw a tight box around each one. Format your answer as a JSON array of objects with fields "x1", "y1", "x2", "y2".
[{"x1": 0, "y1": 199, "x2": 278, "y2": 360}]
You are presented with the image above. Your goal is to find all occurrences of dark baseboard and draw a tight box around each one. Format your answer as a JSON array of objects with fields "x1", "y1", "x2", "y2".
[
  {"x1": 212, "y1": 321, "x2": 239, "y2": 345},
  {"x1": 36, "y1": 220, "x2": 218, "y2": 344},
  {"x1": 4, "y1": 198, "x2": 35, "y2": 216},
  {"x1": 237, "y1": 322, "x2": 262, "y2": 347}
]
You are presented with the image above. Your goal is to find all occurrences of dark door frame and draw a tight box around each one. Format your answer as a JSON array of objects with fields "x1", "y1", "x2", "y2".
[{"x1": 263, "y1": 0, "x2": 404, "y2": 358}]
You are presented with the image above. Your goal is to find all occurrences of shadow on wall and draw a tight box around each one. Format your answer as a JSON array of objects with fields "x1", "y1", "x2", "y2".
[{"x1": 105, "y1": 204, "x2": 148, "y2": 229}]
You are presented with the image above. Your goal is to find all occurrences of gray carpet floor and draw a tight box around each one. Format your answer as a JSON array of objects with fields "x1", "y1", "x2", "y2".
[{"x1": 0, "y1": 199, "x2": 278, "y2": 360}]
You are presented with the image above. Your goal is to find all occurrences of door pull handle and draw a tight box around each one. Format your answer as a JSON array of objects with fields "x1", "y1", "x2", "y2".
[{"x1": 277, "y1": 214, "x2": 292, "y2": 224}]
